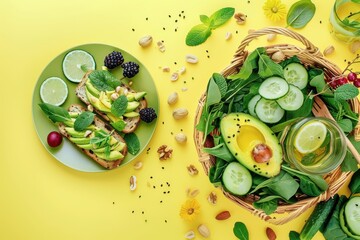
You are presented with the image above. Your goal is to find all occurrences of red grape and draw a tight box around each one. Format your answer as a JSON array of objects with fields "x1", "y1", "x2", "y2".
[
  {"x1": 47, "y1": 131, "x2": 63, "y2": 147},
  {"x1": 354, "y1": 79, "x2": 360, "y2": 87},
  {"x1": 347, "y1": 72, "x2": 357, "y2": 82},
  {"x1": 337, "y1": 77, "x2": 348, "y2": 86},
  {"x1": 329, "y1": 80, "x2": 338, "y2": 89}
]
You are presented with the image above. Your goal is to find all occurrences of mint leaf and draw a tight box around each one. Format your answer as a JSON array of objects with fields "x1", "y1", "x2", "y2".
[
  {"x1": 334, "y1": 84, "x2": 359, "y2": 101},
  {"x1": 185, "y1": 24, "x2": 211, "y2": 46},
  {"x1": 200, "y1": 15, "x2": 211, "y2": 25},
  {"x1": 208, "y1": 7, "x2": 235, "y2": 29},
  {"x1": 89, "y1": 70, "x2": 121, "y2": 91},
  {"x1": 337, "y1": 118, "x2": 353, "y2": 133},
  {"x1": 111, "y1": 120, "x2": 127, "y2": 132},
  {"x1": 233, "y1": 222, "x2": 249, "y2": 240},
  {"x1": 111, "y1": 95, "x2": 128, "y2": 117},
  {"x1": 287, "y1": 0, "x2": 316, "y2": 29},
  {"x1": 38, "y1": 103, "x2": 71, "y2": 123},
  {"x1": 124, "y1": 133, "x2": 140, "y2": 155},
  {"x1": 74, "y1": 111, "x2": 95, "y2": 131}
]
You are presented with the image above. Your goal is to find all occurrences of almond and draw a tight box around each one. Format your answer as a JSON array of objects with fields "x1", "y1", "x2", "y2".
[
  {"x1": 266, "y1": 227, "x2": 276, "y2": 240},
  {"x1": 215, "y1": 211, "x2": 231, "y2": 220}
]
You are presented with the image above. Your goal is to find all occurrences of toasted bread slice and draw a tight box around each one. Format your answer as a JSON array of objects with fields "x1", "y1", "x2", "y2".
[
  {"x1": 58, "y1": 104, "x2": 128, "y2": 170},
  {"x1": 76, "y1": 71, "x2": 147, "y2": 133}
]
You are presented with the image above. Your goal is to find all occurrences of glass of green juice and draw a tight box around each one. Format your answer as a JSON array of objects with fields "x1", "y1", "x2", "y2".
[
  {"x1": 282, "y1": 117, "x2": 347, "y2": 175},
  {"x1": 329, "y1": 0, "x2": 360, "y2": 43}
]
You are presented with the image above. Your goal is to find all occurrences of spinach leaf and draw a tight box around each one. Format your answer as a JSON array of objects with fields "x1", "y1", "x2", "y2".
[
  {"x1": 233, "y1": 222, "x2": 249, "y2": 240},
  {"x1": 341, "y1": 150, "x2": 358, "y2": 172},
  {"x1": 205, "y1": 75, "x2": 222, "y2": 110},
  {"x1": 74, "y1": 111, "x2": 95, "y2": 131},
  {"x1": 208, "y1": 7, "x2": 235, "y2": 29},
  {"x1": 349, "y1": 168, "x2": 360, "y2": 195},
  {"x1": 111, "y1": 95, "x2": 128, "y2": 117},
  {"x1": 224, "y1": 73, "x2": 261, "y2": 102},
  {"x1": 285, "y1": 95, "x2": 313, "y2": 118},
  {"x1": 203, "y1": 143, "x2": 235, "y2": 162},
  {"x1": 185, "y1": 24, "x2": 212, "y2": 46},
  {"x1": 89, "y1": 70, "x2": 120, "y2": 91},
  {"x1": 271, "y1": 118, "x2": 300, "y2": 133},
  {"x1": 279, "y1": 55, "x2": 301, "y2": 68},
  {"x1": 124, "y1": 133, "x2": 140, "y2": 155},
  {"x1": 38, "y1": 103, "x2": 71, "y2": 123},
  {"x1": 209, "y1": 158, "x2": 228, "y2": 184},
  {"x1": 258, "y1": 53, "x2": 284, "y2": 78},
  {"x1": 287, "y1": 0, "x2": 316, "y2": 29},
  {"x1": 253, "y1": 198, "x2": 278, "y2": 215},
  {"x1": 334, "y1": 83, "x2": 359, "y2": 101},
  {"x1": 337, "y1": 118, "x2": 353, "y2": 133}
]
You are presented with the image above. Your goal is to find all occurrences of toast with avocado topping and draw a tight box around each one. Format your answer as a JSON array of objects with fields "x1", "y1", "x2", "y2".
[
  {"x1": 76, "y1": 71, "x2": 147, "y2": 134},
  {"x1": 58, "y1": 104, "x2": 128, "y2": 169}
]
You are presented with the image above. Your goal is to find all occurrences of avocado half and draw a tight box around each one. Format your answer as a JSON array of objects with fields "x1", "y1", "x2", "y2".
[{"x1": 220, "y1": 113, "x2": 283, "y2": 177}]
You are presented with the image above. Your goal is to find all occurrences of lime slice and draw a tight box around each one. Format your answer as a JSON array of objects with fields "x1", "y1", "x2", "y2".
[
  {"x1": 62, "y1": 50, "x2": 95, "y2": 83},
  {"x1": 40, "y1": 77, "x2": 68, "y2": 106},
  {"x1": 294, "y1": 120, "x2": 327, "y2": 154}
]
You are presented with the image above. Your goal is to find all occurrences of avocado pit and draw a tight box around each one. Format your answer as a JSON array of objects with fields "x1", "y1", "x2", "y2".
[{"x1": 251, "y1": 143, "x2": 272, "y2": 163}]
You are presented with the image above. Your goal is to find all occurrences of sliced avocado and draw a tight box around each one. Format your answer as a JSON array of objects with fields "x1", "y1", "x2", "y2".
[
  {"x1": 69, "y1": 112, "x2": 80, "y2": 118},
  {"x1": 65, "y1": 127, "x2": 86, "y2": 138},
  {"x1": 99, "y1": 91, "x2": 112, "y2": 109},
  {"x1": 126, "y1": 101, "x2": 140, "y2": 112},
  {"x1": 112, "y1": 141, "x2": 126, "y2": 151},
  {"x1": 127, "y1": 93, "x2": 135, "y2": 102},
  {"x1": 106, "y1": 112, "x2": 123, "y2": 123},
  {"x1": 95, "y1": 151, "x2": 124, "y2": 161},
  {"x1": 109, "y1": 136, "x2": 118, "y2": 145},
  {"x1": 70, "y1": 137, "x2": 91, "y2": 145},
  {"x1": 220, "y1": 113, "x2": 283, "y2": 178},
  {"x1": 77, "y1": 143, "x2": 93, "y2": 150},
  {"x1": 86, "y1": 89, "x2": 111, "y2": 113},
  {"x1": 134, "y1": 91, "x2": 146, "y2": 101},
  {"x1": 85, "y1": 80, "x2": 100, "y2": 98},
  {"x1": 105, "y1": 90, "x2": 115, "y2": 99},
  {"x1": 123, "y1": 111, "x2": 139, "y2": 118},
  {"x1": 63, "y1": 118, "x2": 75, "y2": 127}
]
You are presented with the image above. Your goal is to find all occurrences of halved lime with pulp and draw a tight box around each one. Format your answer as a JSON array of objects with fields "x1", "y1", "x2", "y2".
[
  {"x1": 40, "y1": 77, "x2": 68, "y2": 106},
  {"x1": 294, "y1": 120, "x2": 327, "y2": 154},
  {"x1": 62, "y1": 50, "x2": 95, "y2": 83}
]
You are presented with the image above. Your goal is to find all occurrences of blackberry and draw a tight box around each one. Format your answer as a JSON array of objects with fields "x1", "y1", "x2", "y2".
[
  {"x1": 121, "y1": 62, "x2": 140, "y2": 78},
  {"x1": 104, "y1": 51, "x2": 124, "y2": 69},
  {"x1": 139, "y1": 107, "x2": 157, "y2": 123}
]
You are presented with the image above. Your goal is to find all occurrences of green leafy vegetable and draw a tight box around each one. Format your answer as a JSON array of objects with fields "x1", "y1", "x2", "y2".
[
  {"x1": 90, "y1": 130, "x2": 112, "y2": 150},
  {"x1": 289, "y1": 231, "x2": 300, "y2": 240},
  {"x1": 209, "y1": 158, "x2": 228, "y2": 185},
  {"x1": 203, "y1": 143, "x2": 235, "y2": 162},
  {"x1": 233, "y1": 222, "x2": 249, "y2": 240},
  {"x1": 253, "y1": 198, "x2": 278, "y2": 215},
  {"x1": 349, "y1": 168, "x2": 360, "y2": 195},
  {"x1": 258, "y1": 54, "x2": 284, "y2": 78},
  {"x1": 186, "y1": 7, "x2": 234, "y2": 46},
  {"x1": 124, "y1": 133, "x2": 140, "y2": 155},
  {"x1": 334, "y1": 84, "x2": 359, "y2": 101},
  {"x1": 38, "y1": 103, "x2": 71, "y2": 123},
  {"x1": 341, "y1": 150, "x2": 358, "y2": 172},
  {"x1": 287, "y1": 0, "x2": 316, "y2": 29},
  {"x1": 111, "y1": 95, "x2": 128, "y2": 117},
  {"x1": 111, "y1": 120, "x2": 127, "y2": 132},
  {"x1": 89, "y1": 70, "x2": 121, "y2": 91},
  {"x1": 212, "y1": 73, "x2": 228, "y2": 97},
  {"x1": 74, "y1": 111, "x2": 95, "y2": 131},
  {"x1": 205, "y1": 75, "x2": 222, "y2": 110}
]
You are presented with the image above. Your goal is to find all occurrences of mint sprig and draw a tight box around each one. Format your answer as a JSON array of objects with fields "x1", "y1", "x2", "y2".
[{"x1": 186, "y1": 7, "x2": 235, "y2": 46}]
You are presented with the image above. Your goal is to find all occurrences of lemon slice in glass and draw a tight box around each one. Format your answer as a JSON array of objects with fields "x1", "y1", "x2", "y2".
[
  {"x1": 294, "y1": 120, "x2": 327, "y2": 154},
  {"x1": 40, "y1": 77, "x2": 68, "y2": 106},
  {"x1": 62, "y1": 50, "x2": 95, "y2": 83}
]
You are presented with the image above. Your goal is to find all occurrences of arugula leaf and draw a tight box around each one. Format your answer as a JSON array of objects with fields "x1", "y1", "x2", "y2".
[
  {"x1": 287, "y1": 0, "x2": 316, "y2": 29},
  {"x1": 185, "y1": 24, "x2": 212, "y2": 46},
  {"x1": 124, "y1": 133, "x2": 140, "y2": 155},
  {"x1": 111, "y1": 95, "x2": 128, "y2": 117},
  {"x1": 89, "y1": 70, "x2": 121, "y2": 91},
  {"x1": 334, "y1": 84, "x2": 359, "y2": 101},
  {"x1": 111, "y1": 120, "x2": 127, "y2": 132},
  {"x1": 258, "y1": 53, "x2": 284, "y2": 78},
  {"x1": 74, "y1": 111, "x2": 95, "y2": 131},
  {"x1": 38, "y1": 103, "x2": 71, "y2": 123},
  {"x1": 233, "y1": 222, "x2": 249, "y2": 240},
  {"x1": 208, "y1": 7, "x2": 235, "y2": 29},
  {"x1": 349, "y1": 169, "x2": 360, "y2": 195}
]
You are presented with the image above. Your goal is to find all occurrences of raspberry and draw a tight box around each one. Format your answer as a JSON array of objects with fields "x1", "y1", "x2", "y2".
[
  {"x1": 104, "y1": 51, "x2": 124, "y2": 69},
  {"x1": 139, "y1": 107, "x2": 157, "y2": 123},
  {"x1": 121, "y1": 62, "x2": 140, "y2": 78}
]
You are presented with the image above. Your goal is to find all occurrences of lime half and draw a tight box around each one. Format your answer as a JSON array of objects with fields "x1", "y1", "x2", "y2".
[
  {"x1": 62, "y1": 50, "x2": 95, "y2": 83},
  {"x1": 40, "y1": 77, "x2": 68, "y2": 106},
  {"x1": 294, "y1": 120, "x2": 327, "y2": 154}
]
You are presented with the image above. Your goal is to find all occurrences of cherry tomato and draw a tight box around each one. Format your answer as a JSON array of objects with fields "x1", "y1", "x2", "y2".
[
  {"x1": 347, "y1": 72, "x2": 357, "y2": 82},
  {"x1": 47, "y1": 131, "x2": 63, "y2": 147}
]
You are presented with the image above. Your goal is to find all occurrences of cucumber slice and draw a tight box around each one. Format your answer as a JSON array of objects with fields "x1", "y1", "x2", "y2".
[
  {"x1": 222, "y1": 162, "x2": 252, "y2": 196},
  {"x1": 276, "y1": 85, "x2": 304, "y2": 111},
  {"x1": 344, "y1": 196, "x2": 360, "y2": 236},
  {"x1": 284, "y1": 63, "x2": 308, "y2": 90},
  {"x1": 258, "y1": 77, "x2": 289, "y2": 100},
  {"x1": 255, "y1": 98, "x2": 285, "y2": 124},
  {"x1": 247, "y1": 95, "x2": 261, "y2": 117}
]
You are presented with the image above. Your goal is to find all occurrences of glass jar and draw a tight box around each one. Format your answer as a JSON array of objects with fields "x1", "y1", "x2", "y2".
[
  {"x1": 282, "y1": 117, "x2": 347, "y2": 175},
  {"x1": 329, "y1": 0, "x2": 360, "y2": 43}
]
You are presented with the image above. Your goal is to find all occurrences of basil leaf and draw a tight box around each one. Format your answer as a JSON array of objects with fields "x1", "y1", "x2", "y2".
[
  {"x1": 111, "y1": 120, "x2": 127, "y2": 132},
  {"x1": 38, "y1": 103, "x2": 71, "y2": 123},
  {"x1": 185, "y1": 24, "x2": 212, "y2": 46},
  {"x1": 233, "y1": 222, "x2": 249, "y2": 240},
  {"x1": 89, "y1": 70, "x2": 121, "y2": 91},
  {"x1": 208, "y1": 7, "x2": 235, "y2": 29},
  {"x1": 124, "y1": 133, "x2": 140, "y2": 155},
  {"x1": 334, "y1": 83, "x2": 359, "y2": 101},
  {"x1": 74, "y1": 111, "x2": 95, "y2": 131},
  {"x1": 287, "y1": 0, "x2": 316, "y2": 29},
  {"x1": 111, "y1": 95, "x2": 128, "y2": 117},
  {"x1": 200, "y1": 15, "x2": 211, "y2": 25},
  {"x1": 258, "y1": 53, "x2": 284, "y2": 78}
]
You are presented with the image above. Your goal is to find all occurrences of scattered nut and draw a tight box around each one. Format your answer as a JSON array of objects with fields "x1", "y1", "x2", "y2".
[
  {"x1": 215, "y1": 211, "x2": 231, "y2": 220},
  {"x1": 184, "y1": 230, "x2": 196, "y2": 239},
  {"x1": 157, "y1": 145, "x2": 173, "y2": 160},
  {"x1": 267, "y1": 33, "x2": 277, "y2": 42},
  {"x1": 167, "y1": 92, "x2": 179, "y2": 105},
  {"x1": 173, "y1": 108, "x2": 188, "y2": 120},
  {"x1": 133, "y1": 161, "x2": 143, "y2": 170},
  {"x1": 129, "y1": 175, "x2": 137, "y2": 191},
  {"x1": 351, "y1": 40, "x2": 360, "y2": 53},
  {"x1": 157, "y1": 41, "x2": 166, "y2": 52},
  {"x1": 87, "y1": 105, "x2": 94, "y2": 112},
  {"x1": 187, "y1": 188, "x2": 200, "y2": 198},
  {"x1": 187, "y1": 164, "x2": 198, "y2": 175},
  {"x1": 110, "y1": 92, "x2": 119, "y2": 101},
  {"x1": 84, "y1": 130, "x2": 92, "y2": 138},
  {"x1": 225, "y1": 32, "x2": 232, "y2": 40},
  {"x1": 185, "y1": 54, "x2": 199, "y2": 64},
  {"x1": 271, "y1": 50, "x2": 286, "y2": 62},
  {"x1": 138, "y1": 35, "x2": 153, "y2": 47},
  {"x1": 178, "y1": 66, "x2": 186, "y2": 75},
  {"x1": 115, "y1": 86, "x2": 122, "y2": 93},
  {"x1": 207, "y1": 192, "x2": 217, "y2": 205},
  {"x1": 175, "y1": 132, "x2": 187, "y2": 143},
  {"x1": 162, "y1": 66, "x2": 170, "y2": 72},
  {"x1": 323, "y1": 45, "x2": 335, "y2": 56},
  {"x1": 181, "y1": 87, "x2": 188, "y2": 92},
  {"x1": 170, "y1": 72, "x2": 179, "y2": 82},
  {"x1": 198, "y1": 224, "x2": 210, "y2": 238},
  {"x1": 234, "y1": 12, "x2": 246, "y2": 25},
  {"x1": 266, "y1": 227, "x2": 277, "y2": 240}
]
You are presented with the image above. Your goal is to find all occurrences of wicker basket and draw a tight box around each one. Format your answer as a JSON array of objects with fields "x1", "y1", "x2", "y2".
[{"x1": 194, "y1": 27, "x2": 360, "y2": 225}]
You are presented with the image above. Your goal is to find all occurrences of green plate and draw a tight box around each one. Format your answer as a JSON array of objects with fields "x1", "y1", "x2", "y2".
[{"x1": 32, "y1": 43, "x2": 159, "y2": 172}]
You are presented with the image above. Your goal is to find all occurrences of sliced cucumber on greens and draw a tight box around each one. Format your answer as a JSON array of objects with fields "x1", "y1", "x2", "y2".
[
  {"x1": 284, "y1": 63, "x2": 308, "y2": 90},
  {"x1": 276, "y1": 85, "x2": 304, "y2": 111},
  {"x1": 255, "y1": 98, "x2": 285, "y2": 124},
  {"x1": 247, "y1": 94, "x2": 261, "y2": 117},
  {"x1": 344, "y1": 196, "x2": 360, "y2": 236},
  {"x1": 222, "y1": 162, "x2": 252, "y2": 196},
  {"x1": 258, "y1": 77, "x2": 289, "y2": 100}
]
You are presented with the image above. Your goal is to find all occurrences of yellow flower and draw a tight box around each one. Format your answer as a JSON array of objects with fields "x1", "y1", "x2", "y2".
[
  {"x1": 263, "y1": 0, "x2": 287, "y2": 22},
  {"x1": 179, "y1": 198, "x2": 201, "y2": 221}
]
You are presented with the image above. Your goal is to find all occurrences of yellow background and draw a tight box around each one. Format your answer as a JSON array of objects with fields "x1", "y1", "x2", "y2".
[{"x1": 0, "y1": 0, "x2": 357, "y2": 239}]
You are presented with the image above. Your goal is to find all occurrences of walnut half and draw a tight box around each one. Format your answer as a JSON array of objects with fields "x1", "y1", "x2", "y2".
[{"x1": 157, "y1": 145, "x2": 173, "y2": 160}]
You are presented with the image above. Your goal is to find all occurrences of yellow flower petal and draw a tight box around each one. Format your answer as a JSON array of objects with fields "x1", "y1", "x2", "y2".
[
  {"x1": 179, "y1": 198, "x2": 201, "y2": 221},
  {"x1": 263, "y1": 0, "x2": 287, "y2": 22}
]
